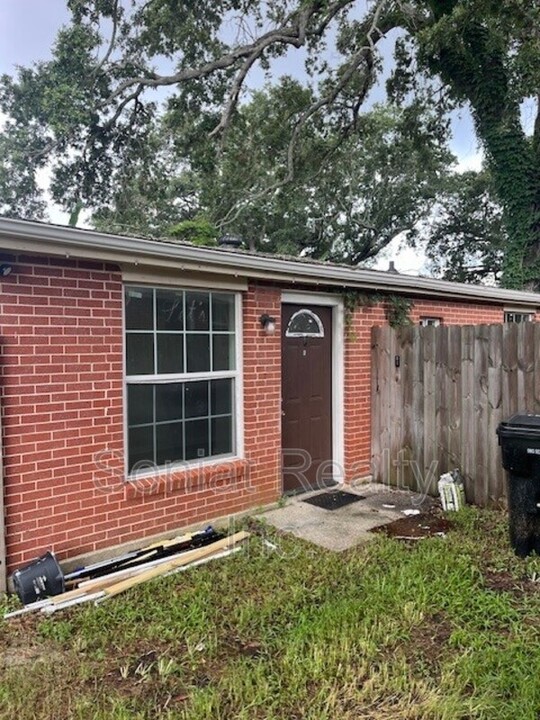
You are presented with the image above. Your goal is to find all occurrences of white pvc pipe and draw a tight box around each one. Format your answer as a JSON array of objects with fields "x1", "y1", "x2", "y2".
[
  {"x1": 41, "y1": 591, "x2": 105, "y2": 614},
  {"x1": 4, "y1": 598, "x2": 53, "y2": 619}
]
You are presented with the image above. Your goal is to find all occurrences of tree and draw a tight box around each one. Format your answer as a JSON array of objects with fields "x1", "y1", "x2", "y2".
[
  {"x1": 193, "y1": 86, "x2": 454, "y2": 262},
  {"x1": 91, "y1": 127, "x2": 200, "y2": 237},
  {"x1": 396, "y1": 0, "x2": 540, "y2": 288},
  {"x1": 418, "y1": 170, "x2": 506, "y2": 284},
  {"x1": 0, "y1": 0, "x2": 538, "y2": 284},
  {"x1": 99, "y1": 78, "x2": 453, "y2": 262}
]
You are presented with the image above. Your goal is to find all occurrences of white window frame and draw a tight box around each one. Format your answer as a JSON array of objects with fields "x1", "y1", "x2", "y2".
[
  {"x1": 504, "y1": 311, "x2": 534, "y2": 324},
  {"x1": 285, "y1": 308, "x2": 325, "y2": 338},
  {"x1": 123, "y1": 286, "x2": 243, "y2": 478},
  {"x1": 419, "y1": 317, "x2": 442, "y2": 327}
]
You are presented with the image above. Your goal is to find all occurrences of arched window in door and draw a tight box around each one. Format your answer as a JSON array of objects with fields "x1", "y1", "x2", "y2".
[{"x1": 285, "y1": 309, "x2": 324, "y2": 338}]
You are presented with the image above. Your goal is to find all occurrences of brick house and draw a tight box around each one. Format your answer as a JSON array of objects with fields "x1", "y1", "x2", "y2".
[{"x1": 0, "y1": 216, "x2": 539, "y2": 589}]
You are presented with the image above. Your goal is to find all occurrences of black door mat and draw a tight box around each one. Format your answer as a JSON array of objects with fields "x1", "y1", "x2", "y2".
[{"x1": 302, "y1": 490, "x2": 365, "y2": 511}]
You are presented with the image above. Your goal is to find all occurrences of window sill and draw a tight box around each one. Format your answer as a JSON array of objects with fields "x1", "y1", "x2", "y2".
[{"x1": 124, "y1": 456, "x2": 249, "y2": 500}]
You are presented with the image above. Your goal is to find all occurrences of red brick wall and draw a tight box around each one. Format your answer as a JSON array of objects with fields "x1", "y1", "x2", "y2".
[
  {"x1": 0, "y1": 257, "x2": 282, "y2": 571},
  {"x1": 1, "y1": 255, "x2": 125, "y2": 570},
  {"x1": 0, "y1": 254, "x2": 531, "y2": 570},
  {"x1": 343, "y1": 299, "x2": 507, "y2": 480}
]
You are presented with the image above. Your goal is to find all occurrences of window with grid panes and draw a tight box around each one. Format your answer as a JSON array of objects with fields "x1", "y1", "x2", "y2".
[
  {"x1": 504, "y1": 311, "x2": 533, "y2": 324},
  {"x1": 419, "y1": 317, "x2": 441, "y2": 327},
  {"x1": 125, "y1": 287, "x2": 237, "y2": 473}
]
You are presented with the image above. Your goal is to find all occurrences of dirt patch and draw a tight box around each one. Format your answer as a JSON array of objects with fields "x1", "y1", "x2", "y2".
[
  {"x1": 483, "y1": 568, "x2": 540, "y2": 595},
  {"x1": 98, "y1": 649, "x2": 192, "y2": 713},
  {"x1": 223, "y1": 637, "x2": 265, "y2": 659},
  {"x1": 370, "y1": 513, "x2": 453, "y2": 541},
  {"x1": 0, "y1": 612, "x2": 62, "y2": 669},
  {"x1": 410, "y1": 613, "x2": 452, "y2": 666},
  {"x1": 378, "y1": 612, "x2": 453, "y2": 675},
  {"x1": 0, "y1": 645, "x2": 64, "y2": 669}
]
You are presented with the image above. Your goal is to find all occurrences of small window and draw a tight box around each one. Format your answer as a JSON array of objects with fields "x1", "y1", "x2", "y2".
[
  {"x1": 286, "y1": 309, "x2": 324, "y2": 337},
  {"x1": 504, "y1": 312, "x2": 534, "y2": 324},
  {"x1": 420, "y1": 317, "x2": 441, "y2": 327}
]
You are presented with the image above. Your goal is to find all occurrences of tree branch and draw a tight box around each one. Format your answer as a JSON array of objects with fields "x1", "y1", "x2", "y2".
[
  {"x1": 218, "y1": 0, "x2": 397, "y2": 229},
  {"x1": 101, "y1": 85, "x2": 145, "y2": 131},
  {"x1": 101, "y1": 1, "x2": 362, "y2": 116},
  {"x1": 210, "y1": 0, "x2": 360, "y2": 140},
  {"x1": 93, "y1": 0, "x2": 120, "y2": 76},
  {"x1": 102, "y1": 22, "x2": 312, "y2": 106}
]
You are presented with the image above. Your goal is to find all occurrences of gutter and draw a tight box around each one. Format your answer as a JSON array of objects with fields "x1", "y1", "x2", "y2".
[{"x1": 1, "y1": 217, "x2": 539, "y2": 307}]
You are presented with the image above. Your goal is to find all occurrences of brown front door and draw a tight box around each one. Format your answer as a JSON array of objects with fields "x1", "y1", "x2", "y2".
[{"x1": 281, "y1": 304, "x2": 333, "y2": 494}]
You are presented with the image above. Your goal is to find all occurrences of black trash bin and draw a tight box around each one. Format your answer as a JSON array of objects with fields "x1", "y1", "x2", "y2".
[{"x1": 497, "y1": 413, "x2": 540, "y2": 557}]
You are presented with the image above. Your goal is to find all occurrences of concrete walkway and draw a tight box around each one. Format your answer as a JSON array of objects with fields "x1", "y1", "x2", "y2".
[{"x1": 259, "y1": 483, "x2": 436, "y2": 551}]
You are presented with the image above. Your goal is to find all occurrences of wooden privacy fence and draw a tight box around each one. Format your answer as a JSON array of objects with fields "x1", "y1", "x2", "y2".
[{"x1": 371, "y1": 323, "x2": 540, "y2": 507}]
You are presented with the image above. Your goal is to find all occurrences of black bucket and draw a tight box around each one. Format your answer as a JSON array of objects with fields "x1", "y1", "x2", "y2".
[{"x1": 12, "y1": 551, "x2": 65, "y2": 605}]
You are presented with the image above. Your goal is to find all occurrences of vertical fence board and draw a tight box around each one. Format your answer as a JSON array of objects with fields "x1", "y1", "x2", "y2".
[
  {"x1": 487, "y1": 324, "x2": 504, "y2": 504},
  {"x1": 423, "y1": 327, "x2": 438, "y2": 495},
  {"x1": 411, "y1": 325, "x2": 424, "y2": 493},
  {"x1": 502, "y1": 323, "x2": 519, "y2": 418},
  {"x1": 436, "y1": 328, "x2": 448, "y2": 477},
  {"x1": 447, "y1": 326, "x2": 462, "y2": 472},
  {"x1": 534, "y1": 324, "x2": 540, "y2": 411},
  {"x1": 370, "y1": 326, "x2": 383, "y2": 482},
  {"x1": 460, "y1": 326, "x2": 476, "y2": 503},
  {"x1": 520, "y1": 322, "x2": 536, "y2": 411},
  {"x1": 400, "y1": 326, "x2": 415, "y2": 491},
  {"x1": 473, "y1": 326, "x2": 490, "y2": 506},
  {"x1": 389, "y1": 328, "x2": 402, "y2": 488}
]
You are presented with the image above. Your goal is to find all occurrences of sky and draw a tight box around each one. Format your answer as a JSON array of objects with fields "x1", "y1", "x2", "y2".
[{"x1": 0, "y1": 0, "x2": 484, "y2": 274}]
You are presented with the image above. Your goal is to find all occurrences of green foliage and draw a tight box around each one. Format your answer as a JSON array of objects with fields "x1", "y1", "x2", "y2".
[
  {"x1": 168, "y1": 217, "x2": 218, "y2": 246},
  {"x1": 418, "y1": 170, "x2": 506, "y2": 283},
  {"x1": 139, "y1": 82, "x2": 454, "y2": 262},
  {"x1": 402, "y1": 0, "x2": 540, "y2": 288},
  {"x1": 343, "y1": 290, "x2": 378, "y2": 337},
  {"x1": 385, "y1": 296, "x2": 414, "y2": 328},
  {"x1": 0, "y1": 0, "x2": 539, "y2": 283},
  {"x1": 38, "y1": 618, "x2": 74, "y2": 644},
  {"x1": 91, "y1": 128, "x2": 197, "y2": 238},
  {"x1": 343, "y1": 290, "x2": 413, "y2": 332}
]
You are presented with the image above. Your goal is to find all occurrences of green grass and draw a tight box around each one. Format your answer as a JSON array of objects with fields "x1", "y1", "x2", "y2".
[{"x1": 1, "y1": 507, "x2": 540, "y2": 719}]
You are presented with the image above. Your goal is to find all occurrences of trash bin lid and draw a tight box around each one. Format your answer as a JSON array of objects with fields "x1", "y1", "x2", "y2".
[
  {"x1": 497, "y1": 413, "x2": 540, "y2": 440},
  {"x1": 502, "y1": 413, "x2": 540, "y2": 428}
]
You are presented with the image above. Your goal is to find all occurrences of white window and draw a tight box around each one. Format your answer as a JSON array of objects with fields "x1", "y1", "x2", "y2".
[
  {"x1": 504, "y1": 311, "x2": 534, "y2": 324},
  {"x1": 125, "y1": 286, "x2": 238, "y2": 473},
  {"x1": 285, "y1": 309, "x2": 325, "y2": 337},
  {"x1": 419, "y1": 317, "x2": 441, "y2": 327}
]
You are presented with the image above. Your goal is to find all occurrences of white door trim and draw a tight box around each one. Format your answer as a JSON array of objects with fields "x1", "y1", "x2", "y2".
[{"x1": 281, "y1": 291, "x2": 345, "y2": 483}]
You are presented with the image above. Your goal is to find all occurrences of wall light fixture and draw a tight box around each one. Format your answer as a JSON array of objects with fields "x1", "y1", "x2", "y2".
[{"x1": 259, "y1": 313, "x2": 277, "y2": 335}]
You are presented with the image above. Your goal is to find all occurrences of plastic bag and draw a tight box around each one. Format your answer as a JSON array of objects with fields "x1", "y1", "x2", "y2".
[{"x1": 438, "y1": 469, "x2": 466, "y2": 511}]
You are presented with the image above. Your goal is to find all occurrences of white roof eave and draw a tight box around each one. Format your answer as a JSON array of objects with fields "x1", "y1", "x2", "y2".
[{"x1": 1, "y1": 216, "x2": 539, "y2": 307}]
